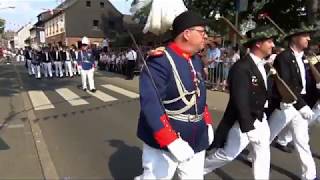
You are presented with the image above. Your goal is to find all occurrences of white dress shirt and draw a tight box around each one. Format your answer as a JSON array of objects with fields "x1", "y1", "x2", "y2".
[
  {"x1": 250, "y1": 53, "x2": 268, "y2": 108},
  {"x1": 126, "y1": 50, "x2": 137, "y2": 61},
  {"x1": 292, "y1": 49, "x2": 306, "y2": 94}
]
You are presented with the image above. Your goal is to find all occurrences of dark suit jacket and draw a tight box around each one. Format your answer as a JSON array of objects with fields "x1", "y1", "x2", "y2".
[
  {"x1": 24, "y1": 50, "x2": 32, "y2": 60},
  {"x1": 41, "y1": 52, "x2": 51, "y2": 63},
  {"x1": 50, "y1": 51, "x2": 57, "y2": 61},
  {"x1": 212, "y1": 54, "x2": 268, "y2": 148},
  {"x1": 60, "y1": 51, "x2": 67, "y2": 61},
  {"x1": 270, "y1": 49, "x2": 320, "y2": 111}
]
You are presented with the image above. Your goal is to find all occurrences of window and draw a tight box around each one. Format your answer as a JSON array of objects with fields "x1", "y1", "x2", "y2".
[
  {"x1": 86, "y1": 1, "x2": 91, "y2": 7},
  {"x1": 100, "y1": 2, "x2": 104, "y2": 8},
  {"x1": 93, "y1": 20, "x2": 99, "y2": 27}
]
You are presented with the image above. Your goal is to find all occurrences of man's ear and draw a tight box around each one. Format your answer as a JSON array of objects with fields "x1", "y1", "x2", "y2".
[{"x1": 182, "y1": 30, "x2": 191, "y2": 41}]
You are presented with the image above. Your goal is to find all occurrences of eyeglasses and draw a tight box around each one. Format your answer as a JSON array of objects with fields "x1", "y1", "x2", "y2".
[{"x1": 188, "y1": 28, "x2": 207, "y2": 36}]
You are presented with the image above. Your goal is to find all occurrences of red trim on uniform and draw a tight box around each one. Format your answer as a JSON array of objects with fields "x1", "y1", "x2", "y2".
[
  {"x1": 203, "y1": 105, "x2": 213, "y2": 125},
  {"x1": 153, "y1": 114, "x2": 178, "y2": 148},
  {"x1": 169, "y1": 42, "x2": 192, "y2": 60}
]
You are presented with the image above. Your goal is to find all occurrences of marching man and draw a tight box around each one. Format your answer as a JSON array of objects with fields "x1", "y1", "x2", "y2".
[
  {"x1": 24, "y1": 47, "x2": 34, "y2": 76},
  {"x1": 41, "y1": 47, "x2": 53, "y2": 78},
  {"x1": 204, "y1": 25, "x2": 278, "y2": 180},
  {"x1": 135, "y1": 11, "x2": 214, "y2": 179},
  {"x1": 267, "y1": 24, "x2": 318, "y2": 180},
  {"x1": 77, "y1": 36, "x2": 96, "y2": 92}
]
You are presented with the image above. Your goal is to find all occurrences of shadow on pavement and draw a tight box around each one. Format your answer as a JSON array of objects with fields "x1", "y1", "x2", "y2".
[
  {"x1": 238, "y1": 150, "x2": 300, "y2": 180},
  {"x1": 312, "y1": 152, "x2": 320, "y2": 160},
  {"x1": 107, "y1": 139, "x2": 142, "y2": 180},
  {"x1": 214, "y1": 169, "x2": 235, "y2": 179},
  {"x1": 0, "y1": 137, "x2": 10, "y2": 150}
]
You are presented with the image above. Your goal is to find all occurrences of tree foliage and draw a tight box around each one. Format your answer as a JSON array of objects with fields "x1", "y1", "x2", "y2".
[
  {"x1": 0, "y1": 18, "x2": 5, "y2": 34},
  {"x1": 130, "y1": 0, "x2": 317, "y2": 37}
]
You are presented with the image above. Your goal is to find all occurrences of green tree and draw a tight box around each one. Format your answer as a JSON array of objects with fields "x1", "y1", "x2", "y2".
[
  {"x1": 0, "y1": 18, "x2": 5, "y2": 34},
  {"x1": 130, "y1": 0, "x2": 317, "y2": 37}
]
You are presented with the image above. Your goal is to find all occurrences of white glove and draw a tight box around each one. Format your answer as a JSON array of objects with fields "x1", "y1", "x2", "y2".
[
  {"x1": 316, "y1": 83, "x2": 320, "y2": 90},
  {"x1": 280, "y1": 102, "x2": 295, "y2": 110},
  {"x1": 207, "y1": 124, "x2": 214, "y2": 145},
  {"x1": 299, "y1": 105, "x2": 315, "y2": 120},
  {"x1": 167, "y1": 138, "x2": 194, "y2": 163}
]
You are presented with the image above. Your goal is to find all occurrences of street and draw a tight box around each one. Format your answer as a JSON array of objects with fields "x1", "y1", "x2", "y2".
[{"x1": 0, "y1": 61, "x2": 319, "y2": 179}]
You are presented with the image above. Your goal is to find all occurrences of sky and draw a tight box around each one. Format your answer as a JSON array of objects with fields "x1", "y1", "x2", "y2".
[{"x1": 0, "y1": 0, "x2": 133, "y2": 31}]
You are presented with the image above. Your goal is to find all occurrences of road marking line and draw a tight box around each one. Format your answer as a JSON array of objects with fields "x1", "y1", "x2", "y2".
[
  {"x1": 7, "y1": 124, "x2": 25, "y2": 129},
  {"x1": 101, "y1": 84, "x2": 139, "y2": 98},
  {"x1": 14, "y1": 63, "x2": 59, "y2": 179},
  {"x1": 56, "y1": 88, "x2": 89, "y2": 106},
  {"x1": 28, "y1": 90, "x2": 55, "y2": 110},
  {"x1": 87, "y1": 90, "x2": 117, "y2": 102}
]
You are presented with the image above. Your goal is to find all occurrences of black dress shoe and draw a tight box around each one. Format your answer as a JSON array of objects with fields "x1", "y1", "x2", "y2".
[
  {"x1": 274, "y1": 143, "x2": 293, "y2": 153},
  {"x1": 90, "y1": 89, "x2": 96, "y2": 93},
  {"x1": 83, "y1": 88, "x2": 87, "y2": 91}
]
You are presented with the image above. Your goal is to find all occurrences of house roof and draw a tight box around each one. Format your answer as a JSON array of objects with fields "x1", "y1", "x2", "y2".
[{"x1": 42, "y1": 0, "x2": 123, "y2": 23}]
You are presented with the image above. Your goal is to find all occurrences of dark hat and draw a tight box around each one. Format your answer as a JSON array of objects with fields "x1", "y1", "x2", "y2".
[
  {"x1": 241, "y1": 25, "x2": 278, "y2": 47},
  {"x1": 283, "y1": 23, "x2": 318, "y2": 40},
  {"x1": 172, "y1": 11, "x2": 208, "y2": 38}
]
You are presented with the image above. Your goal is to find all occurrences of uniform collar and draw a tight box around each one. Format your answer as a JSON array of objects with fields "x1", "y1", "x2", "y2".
[
  {"x1": 249, "y1": 53, "x2": 265, "y2": 66},
  {"x1": 169, "y1": 42, "x2": 192, "y2": 60},
  {"x1": 290, "y1": 48, "x2": 304, "y2": 59}
]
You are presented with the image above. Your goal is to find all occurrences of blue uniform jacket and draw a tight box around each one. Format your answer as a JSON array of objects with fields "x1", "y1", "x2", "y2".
[
  {"x1": 137, "y1": 43, "x2": 213, "y2": 153},
  {"x1": 77, "y1": 50, "x2": 94, "y2": 70}
]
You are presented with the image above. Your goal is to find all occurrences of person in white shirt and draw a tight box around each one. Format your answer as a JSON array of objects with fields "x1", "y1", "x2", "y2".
[
  {"x1": 205, "y1": 25, "x2": 277, "y2": 180},
  {"x1": 125, "y1": 47, "x2": 137, "y2": 80},
  {"x1": 208, "y1": 42, "x2": 221, "y2": 90},
  {"x1": 64, "y1": 47, "x2": 73, "y2": 77},
  {"x1": 266, "y1": 26, "x2": 318, "y2": 180}
]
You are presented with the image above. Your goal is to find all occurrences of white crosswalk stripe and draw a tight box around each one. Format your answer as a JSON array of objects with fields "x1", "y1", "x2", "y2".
[
  {"x1": 27, "y1": 84, "x2": 136, "y2": 110},
  {"x1": 28, "y1": 90, "x2": 55, "y2": 110},
  {"x1": 101, "y1": 84, "x2": 139, "y2": 98},
  {"x1": 55, "y1": 88, "x2": 89, "y2": 106},
  {"x1": 86, "y1": 90, "x2": 118, "y2": 102}
]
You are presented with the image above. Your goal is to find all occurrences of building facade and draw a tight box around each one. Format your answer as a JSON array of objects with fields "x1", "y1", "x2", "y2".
[
  {"x1": 15, "y1": 23, "x2": 33, "y2": 49},
  {"x1": 43, "y1": 0, "x2": 124, "y2": 48}
]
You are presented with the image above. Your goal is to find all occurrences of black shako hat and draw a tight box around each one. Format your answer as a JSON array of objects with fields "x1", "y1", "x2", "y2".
[{"x1": 172, "y1": 11, "x2": 208, "y2": 38}]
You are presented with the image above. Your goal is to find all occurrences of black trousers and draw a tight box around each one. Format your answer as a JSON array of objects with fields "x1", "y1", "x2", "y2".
[{"x1": 127, "y1": 61, "x2": 136, "y2": 79}]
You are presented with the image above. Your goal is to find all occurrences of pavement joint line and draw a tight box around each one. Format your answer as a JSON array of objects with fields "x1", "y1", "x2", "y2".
[
  {"x1": 13, "y1": 63, "x2": 59, "y2": 180},
  {"x1": 0, "y1": 123, "x2": 25, "y2": 129}
]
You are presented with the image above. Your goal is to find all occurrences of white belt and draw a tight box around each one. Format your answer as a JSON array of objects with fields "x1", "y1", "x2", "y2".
[{"x1": 168, "y1": 113, "x2": 203, "y2": 122}]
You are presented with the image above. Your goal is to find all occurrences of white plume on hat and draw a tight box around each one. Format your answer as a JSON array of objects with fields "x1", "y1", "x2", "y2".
[
  {"x1": 131, "y1": 0, "x2": 187, "y2": 35},
  {"x1": 82, "y1": 36, "x2": 90, "y2": 45}
]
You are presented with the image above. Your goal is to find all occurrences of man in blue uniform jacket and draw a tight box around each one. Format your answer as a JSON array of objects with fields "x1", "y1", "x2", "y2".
[{"x1": 135, "y1": 11, "x2": 214, "y2": 180}]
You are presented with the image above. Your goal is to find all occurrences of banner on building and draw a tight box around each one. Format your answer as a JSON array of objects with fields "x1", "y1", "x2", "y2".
[{"x1": 40, "y1": 31, "x2": 45, "y2": 43}]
